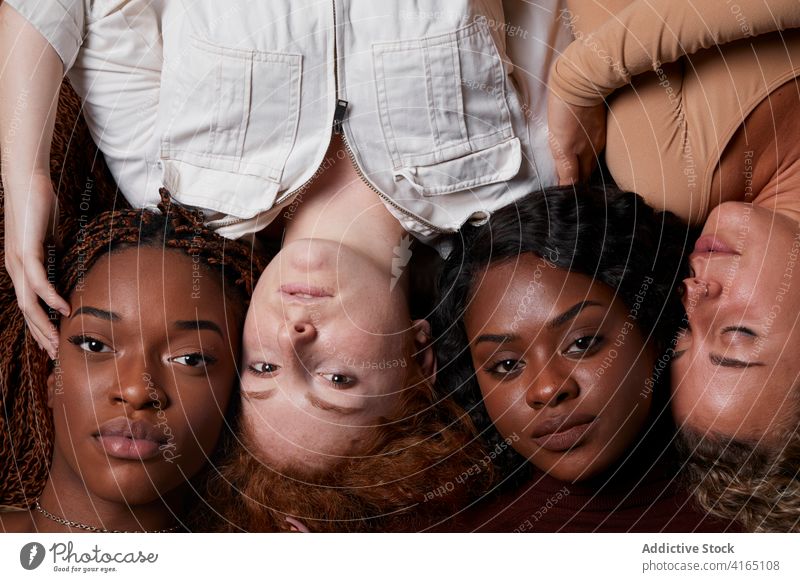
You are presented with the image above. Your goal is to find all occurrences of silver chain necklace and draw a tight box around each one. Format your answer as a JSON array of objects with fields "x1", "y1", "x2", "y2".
[{"x1": 35, "y1": 501, "x2": 181, "y2": 533}]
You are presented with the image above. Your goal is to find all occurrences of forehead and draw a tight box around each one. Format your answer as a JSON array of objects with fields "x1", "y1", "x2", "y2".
[
  {"x1": 465, "y1": 256, "x2": 613, "y2": 326},
  {"x1": 72, "y1": 246, "x2": 228, "y2": 317},
  {"x1": 672, "y1": 356, "x2": 798, "y2": 438},
  {"x1": 242, "y1": 409, "x2": 371, "y2": 472}
]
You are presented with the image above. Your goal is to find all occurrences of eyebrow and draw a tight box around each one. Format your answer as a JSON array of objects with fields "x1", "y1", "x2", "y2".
[
  {"x1": 306, "y1": 393, "x2": 364, "y2": 416},
  {"x1": 242, "y1": 388, "x2": 364, "y2": 416},
  {"x1": 709, "y1": 353, "x2": 765, "y2": 368},
  {"x1": 546, "y1": 300, "x2": 604, "y2": 330},
  {"x1": 241, "y1": 389, "x2": 275, "y2": 401},
  {"x1": 473, "y1": 301, "x2": 605, "y2": 344},
  {"x1": 69, "y1": 307, "x2": 224, "y2": 339},
  {"x1": 71, "y1": 306, "x2": 119, "y2": 321},
  {"x1": 475, "y1": 333, "x2": 520, "y2": 345},
  {"x1": 174, "y1": 319, "x2": 224, "y2": 338}
]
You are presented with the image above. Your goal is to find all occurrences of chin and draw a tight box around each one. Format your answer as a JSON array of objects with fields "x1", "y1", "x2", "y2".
[
  {"x1": 96, "y1": 468, "x2": 176, "y2": 505},
  {"x1": 542, "y1": 455, "x2": 609, "y2": 483},
  {"x1": 91, "y1": 482, "x2": 162, "y2": 506}
]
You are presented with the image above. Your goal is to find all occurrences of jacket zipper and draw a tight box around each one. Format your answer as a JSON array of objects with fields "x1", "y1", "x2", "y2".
[{"x1": 231, "y1": 1, "x2": 446, "y2": 234}]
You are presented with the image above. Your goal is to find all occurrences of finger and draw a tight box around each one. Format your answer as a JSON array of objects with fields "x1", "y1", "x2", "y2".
[
  {"x1": 25, "y1": 261, "x2": 70, "y2": 316},
  {"x1": 26, "y1": 307, "x2": 59, "y2": 358},
  {"x1": 23, "y1": 312, "x2": 57, "y2": 359},
  {"x1": 19, "y1": 293, "x2": 59, "y2": 357},
  {"x1": 579, "y1": 151, "x2": 599, "y2": 182},
  {"x1": 556, "y1": 154, "x2": 580, "y2": 186}
]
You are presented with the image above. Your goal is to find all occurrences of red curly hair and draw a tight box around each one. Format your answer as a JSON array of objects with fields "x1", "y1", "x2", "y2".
[{"x1": 194, "y1": 357, "x2": 493, "y2": 532}]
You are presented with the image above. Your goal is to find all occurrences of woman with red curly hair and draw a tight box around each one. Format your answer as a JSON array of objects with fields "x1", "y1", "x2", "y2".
[{"x1": 195, "y1": 140, "x2": 493, "y2": 532}]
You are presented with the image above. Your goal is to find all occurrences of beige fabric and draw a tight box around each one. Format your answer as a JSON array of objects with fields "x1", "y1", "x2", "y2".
[
  {"x1": 607, "y1": 31, "x2": 800, "y2": 225},
  {"x1": 551, "y1": 1, "x2": 800, "y2": 225}
]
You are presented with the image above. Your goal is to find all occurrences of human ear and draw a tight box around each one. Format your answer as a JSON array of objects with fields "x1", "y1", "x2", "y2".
[
  {"x1": 411, "y1": 319, "x2": 436, "y2": 384},
  {"x1": 46, "y1": 370, "x2": 57, "y2": 408}
]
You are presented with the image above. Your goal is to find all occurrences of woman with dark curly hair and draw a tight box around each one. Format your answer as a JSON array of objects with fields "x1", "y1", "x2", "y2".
[
  {"x1": 546, "y1": 0, "x2": 800, "y2": 533},
  {"x1": 432, "y1": 185, "x2": 734, "y2": 532},
  {"x1": 0, "y1": 192, "x2": 261, "y2": 532}
]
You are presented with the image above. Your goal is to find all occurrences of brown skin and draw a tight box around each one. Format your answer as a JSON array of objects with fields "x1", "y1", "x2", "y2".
[
  {"x1": 550, "y1": 2, "x2": 800, "y2": 447},
  {"x1": 464, "y1": 255, "x2": 655, "y2": 483},
  {"x1": 1, "y1": 246, "x2": 241, "y2": 532}
]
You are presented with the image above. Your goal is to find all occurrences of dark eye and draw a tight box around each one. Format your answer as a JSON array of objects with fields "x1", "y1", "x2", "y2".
[
  {"x1": 486, "y1": 359, "x2": 525, "y2": 376},
  {"x1": 564, "y1": 335, "x2": 604, "y2": 355},
  {"x1": 249, "y1": 362, "x2": 281, "y2": 376},
  {"x1": 69, "y1": 335, "x2": 113, "y2": 353},
  {"x1": 320, "y1": 373, "x2": 354, "y2": 386},
  {"x1": 172, "y1": 353, "x2": 216, "y2": 368}
]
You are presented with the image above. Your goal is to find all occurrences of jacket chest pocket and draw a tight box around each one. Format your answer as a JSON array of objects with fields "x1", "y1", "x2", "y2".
[
  {"x1": 372, "y1": 20, "x2": 520, "y2": 196},
  {"x1": 161, "y1": 37, "x2": 302, "y2": 185}
]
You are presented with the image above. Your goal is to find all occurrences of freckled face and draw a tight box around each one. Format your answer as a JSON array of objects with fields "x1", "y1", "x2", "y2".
[
  {"x1": 240, "y1": 239, "x2": 421, "y2": 472},
  {"x1": 464, "y1": 255, "x2": 655, "y2": 482},
  {"x1": 50, "y1": 247, "x2": 240, "y2": 504}
]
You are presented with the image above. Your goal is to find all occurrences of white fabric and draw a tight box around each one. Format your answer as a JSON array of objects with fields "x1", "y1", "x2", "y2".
[{"x1": 6, "y1": 0, "x2": 570, "y2": 244}]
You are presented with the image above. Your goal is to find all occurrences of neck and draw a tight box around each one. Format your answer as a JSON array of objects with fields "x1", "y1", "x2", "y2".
[
  {"x1": 717, "y1": 79, "x2": 800, "y2": 222},
  {"x1": 752, "y1": 156, "x2": 800, "y2": 224},
  {"x1": 283, "y1": 136, "x2": 408, "y2": 277},
  {"x1": 35, "y1": 454, "x2": 180, "y2": 533}
]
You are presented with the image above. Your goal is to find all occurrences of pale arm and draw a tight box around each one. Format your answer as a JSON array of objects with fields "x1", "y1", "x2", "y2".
[{"x1": 1, "y1": 3, "x2": 70, "y2": 357}]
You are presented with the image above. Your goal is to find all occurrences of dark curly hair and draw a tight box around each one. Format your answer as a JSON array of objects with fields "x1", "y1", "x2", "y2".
[{"x1": 432, "y1": 184, "x2": 692, "y2": 483}]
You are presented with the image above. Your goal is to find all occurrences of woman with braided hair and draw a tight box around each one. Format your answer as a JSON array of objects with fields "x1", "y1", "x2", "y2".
[{"x1": 0, "y1": 190, "x2": 262, "y2": 532}]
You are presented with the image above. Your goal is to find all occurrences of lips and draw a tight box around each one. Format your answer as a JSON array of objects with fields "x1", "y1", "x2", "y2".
[
  {"x1": 94, "y1": 418, "x2": 168, "y2": 461},
  {"x1": 692, "y1": 235, "x2": 739, "y2": 256},
  {"x1": 279, "y1": 284, "x2": 334, "y2": 301},
  {"x1": 530, "y1": 414, "x2": 596, "y2": 452}
]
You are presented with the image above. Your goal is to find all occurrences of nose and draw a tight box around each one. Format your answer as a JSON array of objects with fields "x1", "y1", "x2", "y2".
[
  {"x1": 278, "y1": 319, "x2": 318, "y2": 353},
  {"x1": 113, "y1": 361, "x2": 168, "y2": 410},
  {"x1": 525, "y1": 366, "x2": 579, "y2": 410},
  {"x1": 682, "y1": 277, "x2": 722, "y2": 305}
]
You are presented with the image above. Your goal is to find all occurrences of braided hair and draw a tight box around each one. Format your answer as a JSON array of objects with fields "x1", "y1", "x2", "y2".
[{"x1": 0, "y1": 189, "x2": 265, "y2": 507}]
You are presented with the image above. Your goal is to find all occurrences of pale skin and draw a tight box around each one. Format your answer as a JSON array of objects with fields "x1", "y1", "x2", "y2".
[
  {"x1": 546, "y1": 0, "x2": 629, "y2": 184},
  {"x1": 240, "y1": 135, "x2": 436, "y2": 472},
  {"x1": 0, "y1": 2, "x2": 416, "y2": 359},
  {"x1": 0, "y1": 1, "x2": 572, "y2": 361},
  {"x1": 4, "y1": 0, "x2": 796, "y2": 356},
  {"x1": 0, "y1": 4, "x2": 68, "y2": 358}
]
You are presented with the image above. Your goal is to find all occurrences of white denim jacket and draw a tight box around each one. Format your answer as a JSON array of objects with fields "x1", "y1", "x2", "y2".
[{"x1": 7, "y1": 0, "x2": 570, "y2": 244}]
